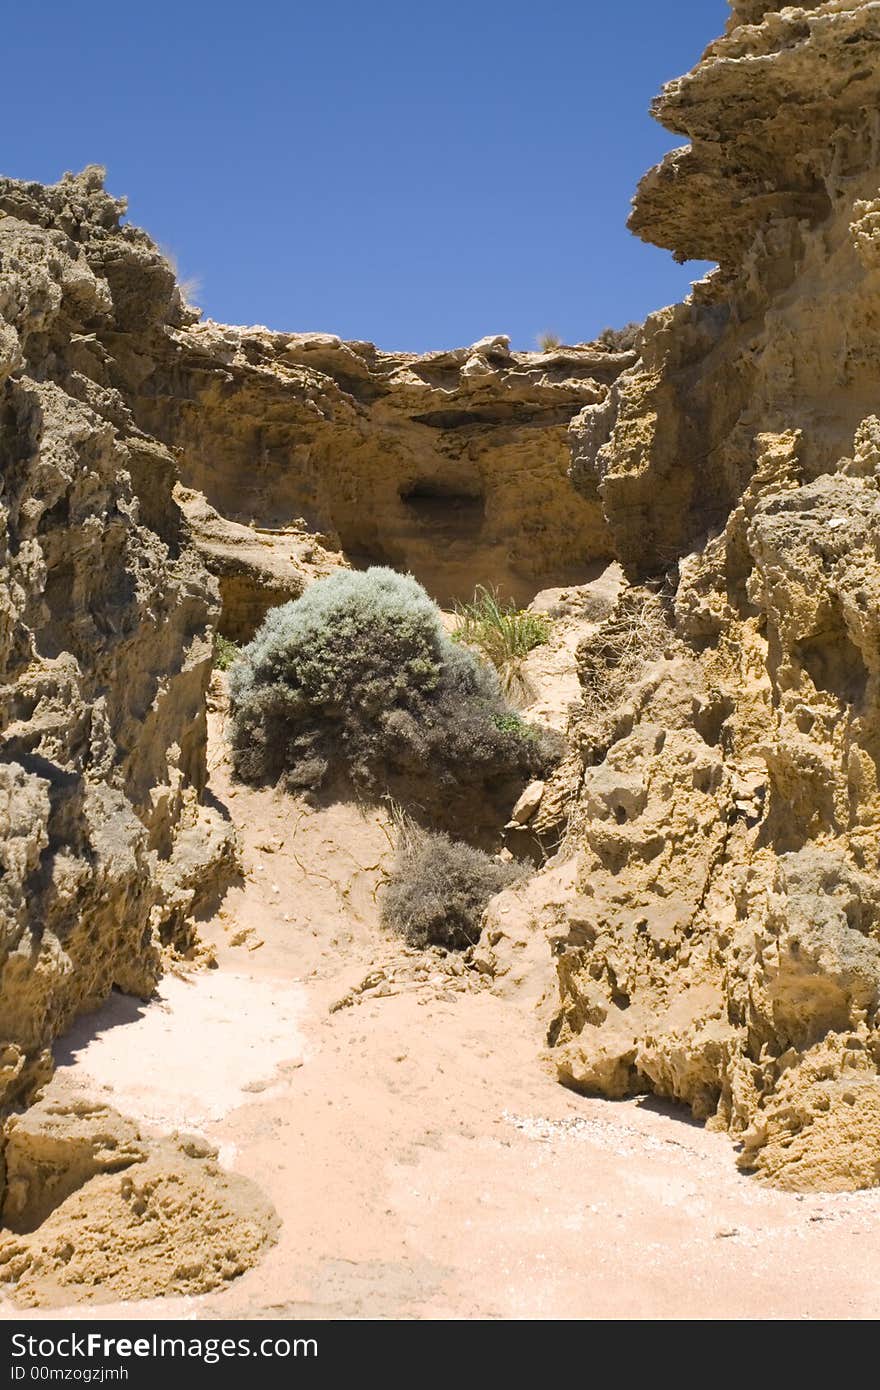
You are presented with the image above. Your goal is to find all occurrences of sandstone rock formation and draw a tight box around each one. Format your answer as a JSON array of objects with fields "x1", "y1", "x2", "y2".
[
  {"x1": 176, "y1": 486, "x2": 344, "y2": 642},
  {"x1": 485, "y1": 0, "x2": 880, "y2": 1189},
  {"x1": 0, "y1": 164, "x2": 631, "y2": 1211},
  {"x1": 0, "y1": 170, "x2": 234, "y2": 1124},
  {"x1": 57, "y1": 225, "x2": 635, "y2": 635},
  {"x1": 0, "y1": 168, "x2": 627, "y2": 1164},
  {"x1": 0, "y1": 1094, "x2": 277, "y2": 1306},
  {"x1": 134, "y1": 325, "x2": 630, "y2": 615},
  {"x1": 7, "y1": 0, "x2": 880, "y2": 1206}
]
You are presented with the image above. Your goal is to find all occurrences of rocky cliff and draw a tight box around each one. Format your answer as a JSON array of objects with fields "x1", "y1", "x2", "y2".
[
  {"x1": 54, "y1": 236, "x2": 633, "y2": 639},
  {"x1": 137, "y1": 326, "x2": 629, "y2": 628},
  {"x1": 486, "y1": 0, "x2": 880, "y2": 1189},
  {"x1": 7, "y1": 0, "x2": 880, "y2": 1199},
  {"x1": 0, "y1": 167, "x2": 631, "y2": 1125},
  {"x1": 0, "y1": 170, "x2": 234, "y2": 1115}
]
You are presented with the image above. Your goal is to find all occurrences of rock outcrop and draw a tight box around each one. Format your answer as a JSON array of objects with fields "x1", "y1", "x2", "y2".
[
  {"x1": 0, "y1": 170, "x2": 234, "y2": 1123},
  {"x1": 175, "y1": 486, "x2": 344, "y2": 643},
  {"x1": 47, "y1": 230, "x2": 635, "y2": 634},
  {"x1": 8, "y1": 0, "x2": 880, "y2": 1201},
  {"x1": 483, "y1": 0, "x2": 880, "y2": 1189},
  {"x1": 0, "y1": 167, "x2": 631, "y2": 1152},
  {"x1": 0, "y1": 168, "x2": 628, "y2": 1153},
  {"x1": 134, "y1": 326, "x2": 630, "y2": 616},
  {"x1": 0, "y1": 1094, "x2": 277, "y2": 1306}
]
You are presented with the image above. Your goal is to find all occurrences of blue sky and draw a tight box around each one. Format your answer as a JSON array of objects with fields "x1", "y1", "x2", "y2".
[{"x1": 6, "y1": 1, "x2": 730, "y2": 350}]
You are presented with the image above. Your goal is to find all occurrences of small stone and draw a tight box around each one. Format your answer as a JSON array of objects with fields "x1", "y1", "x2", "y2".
[{"x1": 510, "y1": 780, "x2": 545, "y2": 825}]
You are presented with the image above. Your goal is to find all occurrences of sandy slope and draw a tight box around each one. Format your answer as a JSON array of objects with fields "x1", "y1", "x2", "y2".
[{"x1": 6, "y1": 608, "x2": 880, "y2": 1320}]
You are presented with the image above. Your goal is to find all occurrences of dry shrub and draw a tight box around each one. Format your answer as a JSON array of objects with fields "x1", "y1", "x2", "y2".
[
  {"x1": 381, "y1": 825, "x2": 521, "y2": 950},
  {"x1": 595, "y1": 322, "x2": 640, "y2": 353},
  {"x1": 577, "y1": 589, "x2": 674, "y2": 716}
]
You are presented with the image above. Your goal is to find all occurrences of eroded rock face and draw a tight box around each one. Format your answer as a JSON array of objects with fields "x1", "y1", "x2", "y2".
[
  {"x1": 484, "y1": 1, "x2": 880, "y2": 1190},
  {"x1": 586, "y1": 1, "x2": 880, "y2": 576},
  {"x1": 133, "y1": 326, "x2": 629, "y2": 613},
  {"x1": 8, "y1": 3, "x2": 880, "y2": 1200},
  {"x1": 0, "y1": 169, "x2": 233, "y2": 1119},
  {"x1": 0, "y1": 168, "x2": 628, "y2": 1168},
  {"x1": 0, "y1": 1095, "x2": 277, "y2": 1305},
  {"x1": 175, "y1": 486, "x2": 345, "y2": 643}
]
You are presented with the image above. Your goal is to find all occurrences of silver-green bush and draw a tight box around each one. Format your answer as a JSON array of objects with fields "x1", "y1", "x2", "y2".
[{"x1": 227, "y1": 568, "x2": 560, "y2": 820}]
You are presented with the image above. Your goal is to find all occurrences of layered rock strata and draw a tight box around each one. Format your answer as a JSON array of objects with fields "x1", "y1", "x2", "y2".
[{"x1": 135, "y1": 327, "x2": 631, "y2": 614}]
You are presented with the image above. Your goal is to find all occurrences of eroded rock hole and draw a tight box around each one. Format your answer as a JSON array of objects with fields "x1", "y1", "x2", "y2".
[
  {"x1": 796, "y1": 612, "x2": 869, "y2": 708},
  {"x1": 398, "y1": 479, "x2": 486, "y2": 542}
]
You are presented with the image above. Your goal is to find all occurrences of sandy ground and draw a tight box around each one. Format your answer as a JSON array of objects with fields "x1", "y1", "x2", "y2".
[{"x1": 6, "y1": 596, "x2": 880, "y2": 1320}]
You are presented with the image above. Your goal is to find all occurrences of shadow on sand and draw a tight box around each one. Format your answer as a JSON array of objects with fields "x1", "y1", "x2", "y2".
[{"x1": 52, "y1": 987, "x2": 156, "y2": 1069}]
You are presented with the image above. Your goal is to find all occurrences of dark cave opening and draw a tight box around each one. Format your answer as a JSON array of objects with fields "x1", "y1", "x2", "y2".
[{"x1": 398, "y1": 479, "x2": 486, "y2": 540}]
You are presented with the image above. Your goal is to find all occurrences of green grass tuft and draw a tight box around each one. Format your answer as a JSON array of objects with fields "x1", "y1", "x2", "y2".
[{"x1": 453, "y1": 586, "x2": 551, "y2": 687}]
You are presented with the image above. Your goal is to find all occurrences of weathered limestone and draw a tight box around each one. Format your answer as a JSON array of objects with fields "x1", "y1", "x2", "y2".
[
  {"x1": 484, "y1": 0, "x2": 880, "y2": 1190},
  {"x1": 0, "y1": 1094, "x2": 277, "y2": 1304},
  {"x1": 8, "y1": 1, "x2": 880, "y2": 1199},
  {"x1": 0, "y1": 169, "x2": 234, "y2": 1120},
  {"x1": 175, "y1": 486, "x2": 344, "y2": 642},
  {"x1": 133, "y1": 325, "x2": 630, "y2": 614}
]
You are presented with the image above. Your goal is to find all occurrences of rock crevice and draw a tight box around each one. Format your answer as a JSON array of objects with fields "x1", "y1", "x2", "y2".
[{"x1": 7, "y1": 0, "x2": 880, "y2": 1198}]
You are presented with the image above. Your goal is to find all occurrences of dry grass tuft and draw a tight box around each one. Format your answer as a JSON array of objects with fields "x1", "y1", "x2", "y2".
[
  {"x1": 577, "y1": 590, "x2": 673, "y2": 716},
  {"x1": 381, "y1": 825, "x2": 521, "y2": 950}
]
